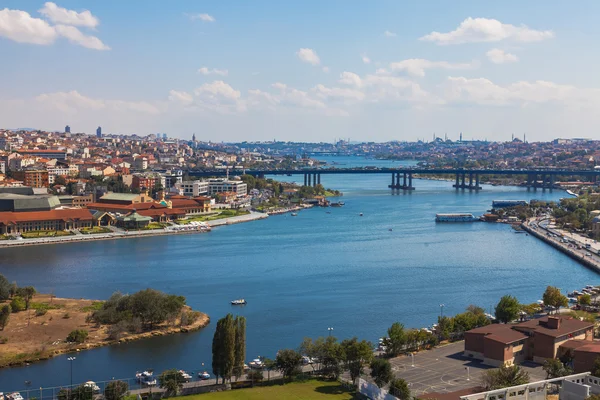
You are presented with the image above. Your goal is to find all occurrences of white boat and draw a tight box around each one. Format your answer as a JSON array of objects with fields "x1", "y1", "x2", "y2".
[
  {"x1": 435, "y1": 213, "x2": 477, "y2": 222},
  {"x1": 568, "y1": 297, "x2": 578, "y2": 303},
  {"x1": 84, "y1": 381, "x2": 100, "y2": 393},
  {"x1": 291, "y1": 213, "x2": 298, "y2": 216},
  {"x1": 249, "y1": 358, "x2": 263, "y2": 368},
  {"x1": 198, "y1": 371, "x2": 210, "y2": 380},
  {"x1": 566, "y1": 190, "x2": 578, "y2": 197},
  {"x1": 179, "y1": 370, "x2": 192, "y2": 381},
  {"x1": 136, "y1": 371, "x2": 153, "y2": 380},
  {"x1": 231, "y1": 299, "x2": 247, "y2": 305}
]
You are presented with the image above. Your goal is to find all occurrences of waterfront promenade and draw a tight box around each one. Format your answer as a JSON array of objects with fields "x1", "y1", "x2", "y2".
[
  {"x1": 0, "y1": 211, "x2": 268, "y2": 248},
  {"x1": 523, "y1": 217, "x2": 600, "y2": 273}
]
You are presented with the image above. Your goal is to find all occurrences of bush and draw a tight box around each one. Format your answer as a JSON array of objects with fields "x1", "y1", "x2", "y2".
[
  {"x1": 10, "y1": 296, "x2": 26, "y2": 312},
  {"x1": 63, "y1": 313, "x2": 71, "y2": 319},
  {"x1": 104, "y1": 380, "x2": 129, "y2": 400},
  {"x1": 107, "y1": 321, "x2": 128, "y2": 340},
  {"x1": 181, "y1": 310, "x2": 201, "y2": 326},
  {"x1": 246, "y1": 369, "x2": 264, "y2": 383},
  {"x1": 66, "y1": 329, "x2": 89, "y2": 343},
  {"x1": 35, "y1": 308, "x2": 47, "y2": 316},
  {"x1": 0, "y1": 336, "x2": 7, "y2": 344}
]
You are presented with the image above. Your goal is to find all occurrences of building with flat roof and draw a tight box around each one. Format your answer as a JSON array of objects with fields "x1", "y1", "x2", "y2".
[
  {"x1": 12, "y1": 169, "x2": 49, "y2": 188},
  {"x1": 208, "y1": 179, "x2": 247, "y2": 197},
  {"x1": 464, "y1": 316, "x2": 593, "y2": 366},
  {"x1": 179, "y1": 180, "x2": 209, "y2": 197}
]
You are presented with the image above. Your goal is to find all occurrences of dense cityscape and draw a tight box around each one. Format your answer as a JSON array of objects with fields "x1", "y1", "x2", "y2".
[{"x1": 4, "y1": 1, "x2": 600, "y2": 400}]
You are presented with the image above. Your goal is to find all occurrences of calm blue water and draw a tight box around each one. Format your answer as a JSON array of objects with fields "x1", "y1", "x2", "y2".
[{"x1": 0, "y1": 156, "x2": 597, "y2": 390}]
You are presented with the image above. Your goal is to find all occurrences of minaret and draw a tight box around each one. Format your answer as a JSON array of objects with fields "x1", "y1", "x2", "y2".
[
  {"x1": 192, "y1": 133, "x2": 196, "y2": 142},
  {"x1": 460, "y1": 132, "x2": 463, "y2": 142}
]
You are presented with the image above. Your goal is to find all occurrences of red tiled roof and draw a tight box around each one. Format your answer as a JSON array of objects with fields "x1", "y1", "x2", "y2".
[
  {"x1": 467, "y1": 324, "x2": 528, "y2": 344},
  {"x1": 514, "y1": 316, "x2": 593, "y2": 338},
  {"x1": 0, "y1": 209, "x2": 93, "y2": 224},
  {"x1": 137, "y1": 208, "x2": 186, "y2": 217}
]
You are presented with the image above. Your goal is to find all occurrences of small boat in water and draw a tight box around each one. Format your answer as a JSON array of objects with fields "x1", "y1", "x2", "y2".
[
  {"x1": 330, "y1": 201, "x2": 345, "y2": 207},
  {"x1": 198, "y1": 371, "x2": 211, "y2": 380},
  {"x1": 359, "y1": 213, "x2": 363, "y2": 216},
  {"x1": 179, "y1": 370, "x2": 192, "y2": 381},
  {"x1": 231, "y1": 299, "x2": 247, "y2": 305},
  {"x1": 291, "y1": 212, "x2": 298, "y2": 216}
]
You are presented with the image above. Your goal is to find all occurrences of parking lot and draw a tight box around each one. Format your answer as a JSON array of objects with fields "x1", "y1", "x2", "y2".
[{"x1": 388, "y1": 342, "x2": 547, "y2": 396}]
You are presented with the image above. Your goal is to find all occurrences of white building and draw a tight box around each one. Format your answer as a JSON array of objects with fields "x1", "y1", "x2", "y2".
[
  {"x1": 208, "y1": 179, "x2": 247, "y2": 197},
  {"x1": 179, "y1": 180, "x2": 209, "y2": 197}
]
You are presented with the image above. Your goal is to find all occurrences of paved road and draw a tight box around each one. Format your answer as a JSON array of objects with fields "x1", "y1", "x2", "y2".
[{"x1": 526, "y1": 217, "x2": 600, "y2": 275}]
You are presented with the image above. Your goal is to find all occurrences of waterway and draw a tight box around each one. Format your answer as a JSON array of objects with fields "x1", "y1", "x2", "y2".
[{"x1": 0, "y1": 156, "x2": 597, "y2": 390}]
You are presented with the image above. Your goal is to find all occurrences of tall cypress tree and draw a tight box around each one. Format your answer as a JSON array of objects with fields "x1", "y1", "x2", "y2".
[
  {"x1": 233, "y1": 316, "x2": 246, "y2": 379},
  {"x1": 212, "y1": 314, "x2": 236, "y2": 384}
]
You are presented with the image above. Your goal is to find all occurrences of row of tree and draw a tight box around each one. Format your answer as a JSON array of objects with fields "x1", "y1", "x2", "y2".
[
  {"x1": 212, "y1": 313, "x2": 246, "y2": 384},
  {"x1": 494, "y1": 286, "x2": 568, "y2": 324}
]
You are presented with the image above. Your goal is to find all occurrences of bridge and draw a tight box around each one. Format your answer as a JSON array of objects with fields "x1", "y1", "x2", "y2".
[{"x1": 188, "y1": 168, "x2": 600, "y2": 191}]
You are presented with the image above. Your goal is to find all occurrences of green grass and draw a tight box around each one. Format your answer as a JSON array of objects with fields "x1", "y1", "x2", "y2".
[
  {"x1": 187, "y1": 380, "x2": 357, "y2": 400},
  {"x1": 80, "y1": 227, "x2": 112, "y2": 234},
  {"x1": 0, "y1": 235, "x2": 8, "y2": 240},
  {"x1": 80, "y1": 301, "x2": 104, "y2": 312},
  {"x1": 30, "y1": 302, "x2": 64, "y2": 311},
  {"x1": 141, "y1": 222, "x2": 169, "y2": 230},
  {"x1": 21, "y1": 230, "x2": 74, "y2": 239}
]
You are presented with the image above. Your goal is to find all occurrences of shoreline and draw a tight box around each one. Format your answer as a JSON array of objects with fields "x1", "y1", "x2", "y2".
[
  {"x1": 522, "y1": 218, "x2": 600, "y2": 274},
  {"x1": 0, "y1": 295, "x2": 210, "y2": 369},
  {"x1": 0, "y1": 211, "x2": 269, "y2": 249}
]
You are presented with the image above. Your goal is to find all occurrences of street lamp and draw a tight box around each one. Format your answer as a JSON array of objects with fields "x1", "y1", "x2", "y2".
[
  {"x1": 410, "y1": 353, "x2": 414, "y2": 367},
  {"x1": 465, "y1": 366, "x2": 470, "y2": 381},
  {"x1": 24, "y1": 381, "x2": 31, "y2": 400},
  {"x1": 440, "y1": 304, "x2": 445, "y2": 319},
  {"x1": 67, "y1": 357, "x2": 76, "y2": 388},
  {"x1": 327, "y1": 327, "x2": 334, "y2": 337}
]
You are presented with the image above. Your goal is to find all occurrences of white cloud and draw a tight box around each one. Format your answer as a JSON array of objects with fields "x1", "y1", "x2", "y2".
[
  {"x1": 296, "y1": 48, "x2": 320, "y2": 66},
  {"x1": 420, "y1": 17, "x2": 554, "y2": 45},
  {"x1": 35, "y1": 90, "x2": 161, "y2": 114},
  {"x1": 0, "y1": 8, "x2": 57, "y2": 45},
  {"x1": 339, "y1": 71, "x2": 363, "y2": 88},
  {"x1": 389, "y1": 58, "x2": 477, "y2": 77},
  {"x1": 361, "y1": 55, "x2": 371, "y2": 64},
  {"x1": 384, "y1": 30, "x2": 397, "y2": 37},
  {"x1": 168, "y1": 90, "x2": 194, "y2": 105},
  {"x1": 198, "y1": 67, "x2": 228, "y2": 76},
  {"x1": 39, "y1": 2, "x2": 99, "y2": 28},
  {"x1": 486, "y1": 48, "x2": 518, "y2": 64},
  {"x1": 0, "y1": 7, "x2": 109, "y2": 50},
  {"x1": 442, "y1": 76, "x2": 600, "y2": 108},
  {"x1": 189, "y1": 13, "x2": 215, "y2": 22},
  {"x1": 55, "y1": 24, "x2": 110, "y2": 50},
  {"x1": 312, "y1": 84, "x2": 365, "y2": 103},
  {"x1": 322, "y1": 66, "x2": 330, "y2": 73}
]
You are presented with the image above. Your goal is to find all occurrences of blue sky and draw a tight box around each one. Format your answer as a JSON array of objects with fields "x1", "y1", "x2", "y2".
[{"x1": 1, "y1": 1, "x2": 599, "y2": 142}]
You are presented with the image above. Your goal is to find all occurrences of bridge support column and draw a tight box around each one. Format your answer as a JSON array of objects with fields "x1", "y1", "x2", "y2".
[
  {"x1": 533, "y1": 174, "x2": 538, "y2": 189},
  {"x1": 317, "y1": 174, "x2": 321, "y2": 185},
  {"x1": 461, "y1": 173, "x2": 466, "y2": 189},
  {"x1": 307, "y1": 173, "x2": 311, "y2": 186},
  {"x1": 304, "y1": 173, "x2": 307, "y2": 186},
  {"x1": 454, "y1": 173, "x2": 460, "y2": 189},
  {"x1": 468, "y1": 173, "x2": 474, "y2": 189},
  {"x1": 389, "y1": 173, "x2": 395, "y2": 189},
  {"x1": 407, "y1": 172, "x2": 414, "y2": 190},
  {"x1": 403, "y1": 173, "x2": 407, "y2": 187},
  {"x1": 313, "y1": 173, "x2": 317, "y2": 187},
  {"x1": 542, "y1": 174, "x2": 547, "y2": 189},
  {"x1": 396, "y1": 173, "x2": 400, "y2": 188},
  {"x1": 549, "y1": 174, "x2": 554, "y2": 189}
]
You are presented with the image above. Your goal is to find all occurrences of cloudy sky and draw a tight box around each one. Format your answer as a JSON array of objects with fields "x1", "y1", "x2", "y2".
[{"x1": 1, "y1": 0, "x2": 599, "y2": 142}]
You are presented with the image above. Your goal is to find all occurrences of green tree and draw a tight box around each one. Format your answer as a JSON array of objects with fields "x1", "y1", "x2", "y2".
[
  {"x1": 495, "y1": 295, "x2": 521, "y2": 324},
  {"x1": 579, "y1": 294, "x2": 592, "y2": 306},
  {"x1": 104, "y1": 380, "x2": 129, "y2": 400},
  {"x1": 275, "y1": 349, "x2": 303, "y2": 381},
  {"x1": 0, "y1": 304, "x2": 11, "y2": 330},
  {"x1": 233, "y1": 316, "x2": 246, "y2": 380},
  {"x1": 592, "y1": 357, "x2": 600, "y2": 378},
  {"x1": 10, "y1": 296, "x2": 26, "y2": 312},
  {"x1": 66, "y1": 329, "x2": 89, "y2": 343},
  {"x1": 384, "y1": 322, "x2": 406, "y2": 357},
  {"x1": 16, "y1": 286, "x2": 36, "y2": 309},
  {"x1": 481, "y1": 365, "x2": 530, "y2": 390},
  {"x1": 57, "y1": 384, "x2": 94, "y2": 400},
  {"x1": 158, "y1": 369, "x2": 186, "y2": 397},
  {"x1": 543, "y1": 358, "x2": 572, "y2": 379},
  {"x1": 0, "y1": 274, "x2": 10, "y2": 300},
  {"x1": 543, "y1": 286, "x2": 568, "y2": 313},
  {"x1": 437, "y1": 316, "x2": 454, "y2": 340},
  {"x1": 321, "y1": 336, "x2": 343, "y2": 379},
  {"x1": 262, "y1": 358, "x2": 276, "y2": 382},
  {"x1": 520, "y1": 303, "x2": 541, "y2": 317},
  {"x1": 341, "y1": 337, "x2": 373, "y2": 384},
  {"x1": 389, "y1": 378, "x2": 411, "y2": 400},
  {"x1": 370, "y1": 358, "x2": 393, "y2": 388},
  {"x1": 212, "y1": 314, "x2": 236, "y2": 383},
  {"x1": 246, "y1": 369, "x2": 264, "y2": 386}
]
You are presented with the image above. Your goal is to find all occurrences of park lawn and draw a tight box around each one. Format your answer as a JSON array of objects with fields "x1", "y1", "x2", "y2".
[
  {"x1": 80, "y1": 227, "x2": 111, "y2": 234},
  {"x1": 20, "y1": 230, "x2": 74, "y2": 238},
  {"x1": 187, "y1": 380, "x2": 357, "y2": 400}
]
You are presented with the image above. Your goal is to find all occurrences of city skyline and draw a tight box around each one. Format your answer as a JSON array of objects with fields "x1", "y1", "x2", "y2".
[{"x1": 1, "y1": 1, "x2": 600, "y2": 141}]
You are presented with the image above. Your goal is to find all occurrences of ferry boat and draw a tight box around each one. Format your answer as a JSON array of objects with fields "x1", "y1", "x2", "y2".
[
  {"x1": 435, "y1": 213, "x2": 478, "y2": 222},
  {"x1": 330, "y1": 201, "x2": 345, "y2": 207},
  {"x1": 231, "y1": 299, "x2": 247, "y2": 305}
]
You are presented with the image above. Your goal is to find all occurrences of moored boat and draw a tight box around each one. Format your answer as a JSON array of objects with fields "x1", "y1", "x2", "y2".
[{"x1": 231, "y1": 299, "x2": 247, "y2": 305}]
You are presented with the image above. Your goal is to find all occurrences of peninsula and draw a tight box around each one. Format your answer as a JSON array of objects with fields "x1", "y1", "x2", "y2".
[{"x1": 0, "y1": 290, "x2": 209, "y2": 368}]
